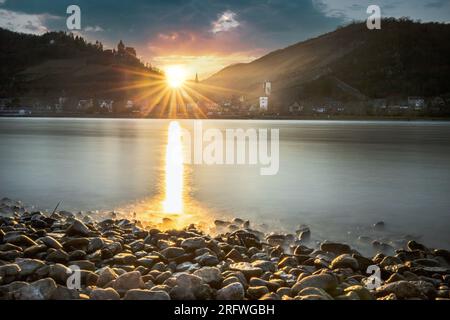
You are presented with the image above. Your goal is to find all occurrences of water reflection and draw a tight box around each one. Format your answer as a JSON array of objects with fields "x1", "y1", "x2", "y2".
[{"x1": 162, "y1": 121, "x2": 184, "y2": 213}]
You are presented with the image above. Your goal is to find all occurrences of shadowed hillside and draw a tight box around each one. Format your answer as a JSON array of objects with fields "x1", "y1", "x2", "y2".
[
  {"x1": 204, "y1": 19, "x2": 450, "y2": 104},
  {"x1": 0, "y1": 28, "x2": 162, "y2": 99}
]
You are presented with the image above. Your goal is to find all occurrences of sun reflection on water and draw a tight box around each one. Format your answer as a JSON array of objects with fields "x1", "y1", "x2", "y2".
[{"x1": 162, "y1": 121, "x2": 184, "y2": 213}]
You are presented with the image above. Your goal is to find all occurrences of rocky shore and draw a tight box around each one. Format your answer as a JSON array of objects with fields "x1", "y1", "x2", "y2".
[{"x1": 1, "y1": 198, "x2": 449, "y2": 300}]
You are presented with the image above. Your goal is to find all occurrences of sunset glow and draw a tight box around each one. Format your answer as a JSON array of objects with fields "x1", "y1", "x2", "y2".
[{"x1": 165, "y1": 65, "x2": 187, "y2": 88}]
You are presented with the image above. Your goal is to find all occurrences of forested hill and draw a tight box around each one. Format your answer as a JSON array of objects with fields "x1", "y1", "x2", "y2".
[
  {"x1": 205, "y1": 19, "x2": 450, "y2": 103},
  {"x1": 0, "y1": 28, "x2": 161, "y2": 98}
]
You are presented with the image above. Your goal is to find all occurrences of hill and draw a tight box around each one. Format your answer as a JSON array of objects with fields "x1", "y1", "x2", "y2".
[
  {"x1": 0, "y1": 28, "x2": 162, "y2": 99},
  {"x1": 204, "y1": 19, "x2": 450, "y2": 105}
]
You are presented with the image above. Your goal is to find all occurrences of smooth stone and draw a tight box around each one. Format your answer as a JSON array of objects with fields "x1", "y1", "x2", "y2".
[
  {"x1": 65, "y1": 219, "x2": 90, "y2": 237},
  {"x1": 193, "y1": 267, "x2": 222, "y2": 287},
  {"x1": 113, "y1": 271, "x2": 145, "y2": 295},
  {"x1": 4, "y1": 234, "x2": 37, "y2": 247},
  {"x1": 376, "y1": 281, "x2": 421, "y2": 299},
  {"x1": 48, "y1": 264, "x2": 71, "y2": 284},
  {"x1": 38, "y1": 236, "x2": 63, "y2": 250},
  {"x1": 169, "y1": 273, "x2": 212, "y2": 300},
  {"x1": 247, "y1": 286, "x2": 269, "y2": 299},
  {"x1": 96, "y1": 267, "x2": 118, "y2": 288},
  {"x1": 46, "y1": 249, "x2": 69, "y2": 263},
  {"x1": 50, "y1": 285, "x2": 81, "y2": 300},
  {"x1": 181, "y1": 237, "x2": 206, "y2": 251},
  {"x1": 13, "y1": 278, "x2": 57, "y2": 300},
  {"x1": 16, "y1": 258, "x2": 46, "y2": 277},
  {"x1": 344, "y1": 285, "x2": 374, "y2": 300},
  {"x1": 216, "y1": 282, "x2": 245, "y2": 300},
  {"x1": 225, "y1": 248, "x2": 245, "y2": 262},
  {"x1": 196, "y1": 253, "x2": 219, "y2": 266},
  {"x1": 0, "y1": 264, "x2": 21, "y2": 277},
  {"x1": 161, "y1": 247, "x2": 185, "y2": 259},
  {"x1": 90, "y1": 288, "x2": 120, "y2": 300},
  {"x1": 320, "y1": 242, "x2": 352, "y2": 255},
  {"x1": 229, "y1": 262, "x2": 263, "y2": 279},
  {"x1": 292, "y1": 274, "x2": 338, "y2": 294},
  {"x1": 278, "y1": 256, "x2": 298, "y2": 269},
  {"x1": 330, "y1": 254, "x2": 359, "y2": 270},
  {"x1": 297, "y1": 287, "x2": 333, "y2": 300},
  {"x1": 123, "y1": 289, "x2": 170, "y2": 300}
]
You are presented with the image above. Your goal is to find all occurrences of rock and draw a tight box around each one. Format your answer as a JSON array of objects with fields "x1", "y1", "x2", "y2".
[
  {"x1": 0, "y1": 264, "x2": 21, "y2": 277},
  {"x1": 46, "y1": 249, "x2": 69, "y2": 263},
  {"x1": 14, "y1": 278, "x2": 57, "y2": 300},
  {"x1": 24, "y1": 244, "x2": 48, "y2": 257},
  {"x1": 48, "y1": 264, "x2": 71, "y2": 284},
  {"x1": 63, "y1": 238, "x2": 90, "y2": 251},
  {"x1": 376, "y1": 281, "x2": 421, "y2": 299},
  {"x1": 229, "y1": 262, "x2": 263, "y2": 279},
  {"x1": 410, "y1": 280, "x2": 437, "y2": 299},
  {"x1": 225, "y1": 248, "x2": 244, "y2": 262},
  {"x1": 69, "y1": 260, "x2": 95, "y2": 271},
  {"x1": 16, "y1": 258, "x2": 45, "y2": 277},
  {"x1": 196, "y1": 253, "x2": 219, "y2": 266},
  {"x1": 38, "y1": 236, "x2": 63, "y2": 250},
  {"x1": 113, "y1": 252, "x2": 137, "y2": 265},
  {"x1": 181, "y1": 237, "x2": 206, "y2": 251},
  {"x1": 193, "y1": 267, "x2": 222, "y2": 287},
  {"x1": 330, "y1": 254, "x2": 359, "y2": 270},
  {"x1": 344, "y1": 285, "x2": 374, "y2": 300},
  {"x1": 65, "y1": 219, "x2": 91, "y2": 237},
  {"x1": 169, "y1": 273, "x2": 212, "y2": 300},
  {"x1": 407, "y1": 241, "x2": 427, "y2": 252},
  {"x1": 97, "y1": 267, "x2": 118, "y2": 288},
  {"x1": 161, "y1": 247, "x2": 185, "y2": 259},
  {"x1": 379, "y1": 256, "x2": 402, "y2": 267},
  {"x1": 251, "y1": 260, "x2": 276, "y2": 273},
  {"x1": 320, "y1": 242, "x2": 352, "y2": 255},
  {"x1": 247, "y1": 286, "x2": 269, "y2": 299},
  {"x1": 87, "y1": 237, "x2": 105, "y2": 253},
  {"x1": 292, "y1": 274, "x2": 338, "y2": 294},
  {"x1": 4, "y1": 234, "x2": 37, "y2": 247},
  {"x1": 297, "y1": 287, "x2": 333, "y2": 300},
  {"x1": 278, "y1": 256, "x2": 298, "y2": 269},
  {"x1": 90, "y1": 288, "x2": 121, "y2": 300},
  {"x1": 124, "y1": 289, "x2": 170, "y2": 300},
  {"x1": 373, "y1": 221, "x2": 385, "y2": 230},
  {"x1": 0, "y1": 250, "x2": 23, "y2": 261},
  {"x1": 113, "y1": 271, "x2": 145, "y2": 295},
  {"x1": 216, "y1": 282, "x2": 245, "y2": 300}
]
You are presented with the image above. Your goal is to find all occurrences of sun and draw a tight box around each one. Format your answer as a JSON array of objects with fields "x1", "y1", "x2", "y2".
[{"x1": 165, "y1": 65, "x2": 187, "y2": 88}]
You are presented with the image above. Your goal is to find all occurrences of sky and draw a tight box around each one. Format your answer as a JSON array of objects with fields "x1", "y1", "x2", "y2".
[{"x1": 1, "y1": 0, "x2": 449, "y2": 78}]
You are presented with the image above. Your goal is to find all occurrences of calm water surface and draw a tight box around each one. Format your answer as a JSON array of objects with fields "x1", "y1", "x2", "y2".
[{"x1": 1, "y1": 118, "x2": 450, "y2": 249}]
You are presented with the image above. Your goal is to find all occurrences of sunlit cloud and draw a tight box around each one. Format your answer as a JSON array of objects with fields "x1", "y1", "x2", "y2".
[
  {"x1": 211, "y1": 10, "x2": 240, "y2": 33},
  {"x1": 0, "y1": 9, "x2": 58, "y2": 34},
  {"x1": 84, "y1": 25, "x2": 104, "y2": 32}
]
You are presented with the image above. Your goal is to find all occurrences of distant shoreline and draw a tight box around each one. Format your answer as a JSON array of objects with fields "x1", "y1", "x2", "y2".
[{"x1": 1, "y1": 114, "x2": 449, "y2": 122}]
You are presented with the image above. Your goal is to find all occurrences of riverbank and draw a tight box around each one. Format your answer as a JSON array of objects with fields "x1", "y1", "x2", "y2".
[
  {"x1": 1, "y1": 113, "x2": 449, "y2": 121},
  {"x1": 1, "y1": 198, "x2": 449, "y2": 300}
]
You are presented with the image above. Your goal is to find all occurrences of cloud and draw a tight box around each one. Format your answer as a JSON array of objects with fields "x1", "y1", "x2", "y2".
[
  {"x1": 211, "y1": 10, "x2": 240, "y2": 33},
  {"x1": 0, "y1": 9, "x2": 57, "y2": 34},
  {"x1": 312, "y1": 0, "x2": 450, "y2": 22},
  {"x1": 84, "y1": 25, "x2": 104, "y2": 32}
]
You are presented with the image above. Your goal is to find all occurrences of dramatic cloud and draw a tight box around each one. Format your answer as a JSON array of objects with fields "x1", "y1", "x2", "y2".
[
  {"x1": 0, "y1": 9, "x2": 56, "y2": 34},
  {"x1": 211, "y1": 10, "x2": 240, "y2": 33}
]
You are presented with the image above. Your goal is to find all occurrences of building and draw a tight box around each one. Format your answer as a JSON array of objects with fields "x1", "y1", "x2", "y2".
[
  {"x1": 259, "y1": 97, "x2": 269, "y2": 111},
  {"x1": 289, "y1": 102, "x2": 304, "y2": 114},
  {"x1": 263, "y1": 81, "x2": 271, "y2": 96},
  {"x1": 408, "y1": 97, "x2": 426, "y2": 111}
]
